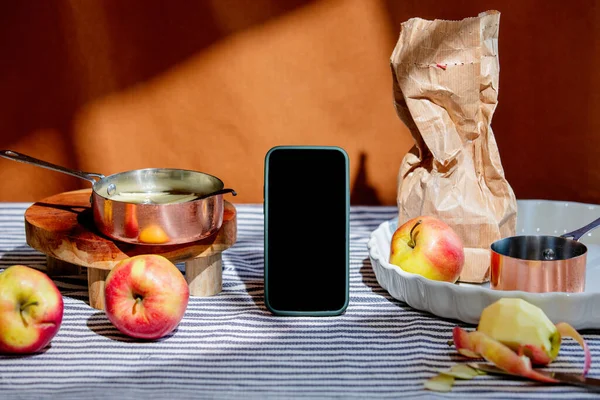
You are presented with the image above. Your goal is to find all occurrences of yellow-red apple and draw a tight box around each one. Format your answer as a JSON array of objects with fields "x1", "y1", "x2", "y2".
[
  {"x1": 104, "y1": 255, "x2": 189, "y2": 340},
  {"x1": 389, "y1": 216, "x2": 464, "y2": 283},
  {"x1": 0, "y1": 265, "x2": 64, "y2": 354}
]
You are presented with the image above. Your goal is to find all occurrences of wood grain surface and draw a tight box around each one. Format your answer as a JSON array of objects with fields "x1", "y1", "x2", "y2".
[{"x1": 25, "y1": 189, "x2": 237, "y2": 270}]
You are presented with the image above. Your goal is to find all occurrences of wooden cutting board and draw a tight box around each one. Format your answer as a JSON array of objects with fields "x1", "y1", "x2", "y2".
[{"x1": 24, "y1": 189, "x2": 236, "y2": 310}]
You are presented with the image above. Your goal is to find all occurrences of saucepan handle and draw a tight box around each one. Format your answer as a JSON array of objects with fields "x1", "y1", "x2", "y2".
[
  {"x1": 0, "y1": 150, "x2": 105, "y2": 185},
  {"x1": 561, "y1": 217, "x2": 600, "y2": 241},
  {"x1": 196, "y1": 188, "x2": 237, "y2": 201}
]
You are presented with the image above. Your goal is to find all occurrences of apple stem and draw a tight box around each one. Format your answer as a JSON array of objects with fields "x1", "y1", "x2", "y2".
[
  {"x1": 133, "y1": 297, "x2": 143, "y2": 315},
  {"x1": 408, "y1": 220, "x2": 422, "y2": 248},
  {"x1": 19, "y1": 301, "x2": 37, "y2": 327},
  {"x1": 20, "y1": 300, "x2": 38, "y2": 310},
  {"x1": 20, "y1": 311, "x2": 29, "y2": 327}
]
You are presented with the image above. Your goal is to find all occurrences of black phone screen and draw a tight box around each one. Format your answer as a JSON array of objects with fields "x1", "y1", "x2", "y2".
[{"x1": 265, "y1": 147, "x2": 349, "y2": 314}]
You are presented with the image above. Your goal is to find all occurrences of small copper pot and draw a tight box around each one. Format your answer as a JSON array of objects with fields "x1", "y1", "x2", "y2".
[{"x1": 490, "y1": 217, "x2": 600, "y2": 293}]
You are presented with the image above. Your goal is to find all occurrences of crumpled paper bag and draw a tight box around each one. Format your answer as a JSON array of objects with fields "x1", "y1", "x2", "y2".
[{"x1": 390, "y1": 10, "x2": 517, "y2": 283}]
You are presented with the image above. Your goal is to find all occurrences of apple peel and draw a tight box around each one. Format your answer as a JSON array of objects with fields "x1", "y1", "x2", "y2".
[
  {"x1": 452, "y1": 327, "x2": 558, "y2": 383},
  {"x1": 516, "y1": 343, "x2": 553, "y2": 366},
  {"x1": 555, "y1": 322, "x2": 592, "y2": 376},
  {"x1": 424, "y1": 364, "x2": 484, "y2": 392},
  {"x1": 441, "y1": 364, "x2": 482, "y2": 379},
  {"x1": 424, "y1": 373, "x2": 454, "y2": 392}
]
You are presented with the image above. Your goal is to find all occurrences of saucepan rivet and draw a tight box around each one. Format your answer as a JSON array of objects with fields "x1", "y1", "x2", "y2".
[
  {"x1": 107, "y1": 184, "x2": 116, "y2": 196},
  {"x1": 542, "y1": 248, "x2": 556, "y2": 260}
]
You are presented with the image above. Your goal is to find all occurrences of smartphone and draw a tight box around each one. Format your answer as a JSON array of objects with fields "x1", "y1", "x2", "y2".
[{"x1": 264, "y1": 145, "x2": 349, "y2": 316}]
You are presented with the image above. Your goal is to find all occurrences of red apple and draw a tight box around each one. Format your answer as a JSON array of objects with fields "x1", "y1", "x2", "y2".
[
  {"x1": 104, "y1": 254, "x2": 189, "y2": 339},
  {"x1": 389, "y1": 215, "x2": 464, "y2": 283},
  {"x1": 0, "y1": 265, "x2": 64, "y2": 353}
]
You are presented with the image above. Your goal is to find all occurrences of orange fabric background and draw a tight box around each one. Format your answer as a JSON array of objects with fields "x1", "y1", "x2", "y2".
[{"x1": 1, "y1": 0, "x2": 599, "y2": 205}]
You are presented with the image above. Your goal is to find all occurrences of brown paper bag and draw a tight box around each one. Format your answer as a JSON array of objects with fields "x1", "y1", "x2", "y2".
[{"x1": 389, "y1": 10, "x2": 517, "y2": 283}]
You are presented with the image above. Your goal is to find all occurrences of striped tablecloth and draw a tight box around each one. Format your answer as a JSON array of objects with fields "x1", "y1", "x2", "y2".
[{"x1": 1, "y1": 203, "x2": 599, "y2": 399}]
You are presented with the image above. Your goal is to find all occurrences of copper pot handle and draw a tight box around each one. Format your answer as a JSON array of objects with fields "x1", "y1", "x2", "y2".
[
  {"x1": 0, "y1": 149, "x2": 105, "y2": 185},
  {"x1": 196, "y1": 188, "x2": 237, "y2": 200},
  {"x1": 561, "y1": 217, "x2": 600, "y2": 241}
]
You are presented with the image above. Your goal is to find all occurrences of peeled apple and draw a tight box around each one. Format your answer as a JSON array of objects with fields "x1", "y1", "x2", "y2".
[
  {"x1": 453, "y1": 298, "x2": 591, "y2": 380},
  {"x1": 477, "y1": 298, "x2": 561, "y2": 365}
]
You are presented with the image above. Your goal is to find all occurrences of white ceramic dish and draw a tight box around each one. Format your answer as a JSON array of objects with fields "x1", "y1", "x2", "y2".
[{"x1": 367, "y1": 200, "x2": 600, "y2": 330}]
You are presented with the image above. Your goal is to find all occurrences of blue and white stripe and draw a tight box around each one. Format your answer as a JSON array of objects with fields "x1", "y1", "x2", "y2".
[{"x1": 1, "y1": 204, "x2": 599, "y2": 399}]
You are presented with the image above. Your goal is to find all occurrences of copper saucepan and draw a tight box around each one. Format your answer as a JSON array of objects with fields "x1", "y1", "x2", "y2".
[
  {"x1": 0, "y1": 150, "x2": 236, "y2": 245},
  {"x1": 490, "y1": 217, "x2": 600, "y2": 293}
]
